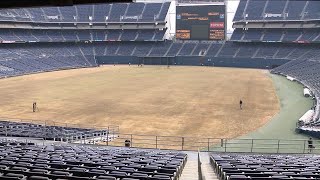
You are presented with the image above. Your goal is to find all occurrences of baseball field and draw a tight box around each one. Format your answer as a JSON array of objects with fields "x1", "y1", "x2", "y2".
[{"x1": 0, "y1": 65, "x2": 279, "y2": 139}]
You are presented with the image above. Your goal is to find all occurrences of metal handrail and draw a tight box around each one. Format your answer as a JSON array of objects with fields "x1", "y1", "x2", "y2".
[
  {"x1": 93, "y1": 133, "x2": 320, "y2": 153},
  {"x1": 0, "y1": 117, "x2": 119, "y2": 131},
  {"x1": 0, "y1": 120, "x2": 319, "y2": 154},
  {"x1": 198, "y1": 150, "x2": 205, "y2": 180}
]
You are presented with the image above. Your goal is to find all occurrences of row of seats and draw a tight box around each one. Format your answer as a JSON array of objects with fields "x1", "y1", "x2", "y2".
[
  {"x1": 210, "y1": 153, "x2": 320, "y2": 179},
  {"x1": 0, "y1": 139, "x2": 187, "y2": 180},
  {"x1": 0, "y1": 29, "x2": 166, "y2": 42},
  {"x1": 0, "y1": 120, "x2": 108, "y2": 142},
  {"x1": 271, "y1": 59, "x2": 320, "y2": 133},
  {"x1": 0, "y1": 2, "x2": 170, "y2": 23},
  {"x1": 3, "y1": 41, "x2": 320, "y2": 60},
  {"x1": 234, "y1": 0, "x2": 320, "y2": 21},
  {"x1": 1, "y1": 41, "x2": 320, "y2": 77},
  {"x1": 231, "y1": 28, "x2": 320, "y2": 42},
  {"x1": 0, "y1": 55, "x2": 96, "y2": 78}
]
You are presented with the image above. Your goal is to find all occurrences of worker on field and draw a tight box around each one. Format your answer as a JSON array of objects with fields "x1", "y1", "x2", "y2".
[
  {"x1": 240, "y1": 100, "x2": 243, "y2": 110},
  {"x1": 32, "y1": 102, "x2": 37, "y2": 112}
]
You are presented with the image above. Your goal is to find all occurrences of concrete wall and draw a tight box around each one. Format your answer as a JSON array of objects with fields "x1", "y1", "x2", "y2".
[
  {"x1": 97, "y1": 56, "x2": 139, "y2": 65},
  {"x1": 97, "y1": 55, "x2": 290, "y2": 69}
]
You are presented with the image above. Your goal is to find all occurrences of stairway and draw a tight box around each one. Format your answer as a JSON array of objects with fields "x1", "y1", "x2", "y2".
[
  {"x1": 179, "y1": 152, "x2": 219, "y2": 180},
  {"x1": 180, "y1": 152, "x2": 198, "y2": 180},
  {"x1": 200, "y1": 152, "x2": 219, "y2": 180}
]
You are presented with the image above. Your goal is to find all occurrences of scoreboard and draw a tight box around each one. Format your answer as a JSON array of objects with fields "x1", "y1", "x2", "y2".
[{"x1": 176, "y1": 5, "x2": 225, "y2": 40}]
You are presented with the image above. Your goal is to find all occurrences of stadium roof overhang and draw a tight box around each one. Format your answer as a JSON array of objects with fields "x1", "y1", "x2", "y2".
[
  {"x1": 233, "y1": 19, "x2": 320, "y2": 24},
  {"x1": 0, "y1": 0, "x2": 132, "y2": 9}
]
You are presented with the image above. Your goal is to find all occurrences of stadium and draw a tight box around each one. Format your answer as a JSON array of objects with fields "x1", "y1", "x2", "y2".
[{"x1": 0, "y1": 0, "x2": 319, "y2": 179}]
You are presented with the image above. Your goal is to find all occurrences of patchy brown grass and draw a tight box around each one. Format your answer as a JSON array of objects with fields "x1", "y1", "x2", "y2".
[{"x1": 0, "y1": 65, "x2": 279, "y2": 139}]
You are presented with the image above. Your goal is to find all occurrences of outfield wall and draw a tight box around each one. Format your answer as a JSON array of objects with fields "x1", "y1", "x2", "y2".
[{"x1": 96, "y1": 56, "x2": 290, "y2": 69}]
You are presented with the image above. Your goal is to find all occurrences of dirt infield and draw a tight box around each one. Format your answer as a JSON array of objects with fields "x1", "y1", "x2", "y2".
[{"x1": 0, "y1": 65, "x2": 279, "y2": 139}]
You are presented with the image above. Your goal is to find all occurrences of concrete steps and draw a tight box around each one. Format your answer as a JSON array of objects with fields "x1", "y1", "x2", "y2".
[
  {"x1": 179, "y1": 152, "x2": 219, "y2": 180},
  {"x1": 202, "y1": 163, "x2": 219, "y2": 180},
  {"x1": 200, "y1": 152, "x2": 219, "y2": 180},
  {"x1": 180, "y1": 152, "x2": 198, "y2": 180}
]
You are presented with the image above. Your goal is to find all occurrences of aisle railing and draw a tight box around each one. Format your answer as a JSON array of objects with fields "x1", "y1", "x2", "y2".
[{"x1": 92, "y1": 132, "x2": 320, "y2": 154}]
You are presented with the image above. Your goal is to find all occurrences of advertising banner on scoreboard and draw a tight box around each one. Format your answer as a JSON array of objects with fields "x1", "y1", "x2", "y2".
[
  {"x1": 210, "y1": 22, "x2": 224, "y2": 29},
  {"x1": 176, "y1": 5, "x2": 225, "y2": 40}
]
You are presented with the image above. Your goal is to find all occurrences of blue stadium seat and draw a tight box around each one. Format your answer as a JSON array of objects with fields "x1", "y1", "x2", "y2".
[{"x1": 233, "y1": 0, "x2": 247, "y2": 21}]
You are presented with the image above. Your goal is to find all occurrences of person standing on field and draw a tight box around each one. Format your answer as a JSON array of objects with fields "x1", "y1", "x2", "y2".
[
  {"x1": 32, "y1": 102, "x2": 37, "y2": 112},
  {"x1": 240, "y1": 100, "x2": 243, "y2": 110}
]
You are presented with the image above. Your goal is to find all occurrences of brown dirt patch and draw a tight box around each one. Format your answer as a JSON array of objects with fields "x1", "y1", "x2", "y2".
[{"x1": 0, "y1": 65, "x2": 279, "y2": 139}]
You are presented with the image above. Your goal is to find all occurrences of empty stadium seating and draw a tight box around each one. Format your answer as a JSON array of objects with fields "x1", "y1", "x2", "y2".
[
  {"x1": 0, "y1": 120, "x2": 108, "y2": 142},
  {"x1": 231, "y1": 28, "x2": 320, "y2": 43},
  {"x1": 0, "y1": 56, "x2": 94, "y2": 77},
  {"x1": 0, "y1": 2, "x2": 170, "y2": 23},
  {"x1": 233, "y1": 0, "x2": 320, "y2": 21},
  {"x1": 271, "y1": 59, "x2": 320, "y2": 124},
  {"x1": 0, "y1": 41, "x2": 320, "y2": 78},
  {"x1": 0, "y1": 29, "x2": 166, "y2": 42},
  {"x1": 210, "y1": 153, "x2": 320, "y2": 179},
  {"x1": 0, "y1": 138, "x2": 187, "y2": 180}
]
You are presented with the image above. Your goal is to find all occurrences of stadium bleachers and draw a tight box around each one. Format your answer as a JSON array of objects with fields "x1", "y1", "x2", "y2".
[
  {"x1": 243, "y1": 29, "x2": 262, "y2": 41},
  {"x1": 233, "y1": 0, "x2": 247, "y2": 22},
  {"x1": 0, "y1": 42, "x2": 97, "y2": 77},
  {"x1": 264, "y1": 0, "x2": 286, "y2": 20},
  {"x1": 1, "y1": 41, "x2": 320, "y2": 79},
  {"x1": 234, "y1": 0, "x2": 320, "y2": 21},
  {"x1": 231, "y1": 28, "x2": 320, "y2": 43},
  {"x1": 1, "y1": 41, "x2": 320, "y2": 60},
  {"x1": 0, "y1": 29, "x2": 166, "y2": 42},
  {"x1": 0, "y1": 138, "x2": 187, "y2": 180},
  {"x1": 245, "y1": 0, "x2": 266, "y2": 20},
  {"x1": 230, "y1": 29, "x2": 244, "y2": 41},
  {"x1": 0, "y1": 120, "x2": 107, "y2": 142},
  {"x1": 177, "y1": 42, "x2": 197, "y2": 56},
  {"x1": 210, "y1": 153, "x2": 320, "y2": 179},
  {"x1": 218, "y1": 43, "x2": 239, "y2": 57},
  {"x1": 271, "y1": 59, "x2": 320, "y2": 122},
  {"x1": 236, "y1": 43, "x2": 258, "y2": 58},
  {"x1": 0, "y1": 2, "x2": 170, "y2": 23}
]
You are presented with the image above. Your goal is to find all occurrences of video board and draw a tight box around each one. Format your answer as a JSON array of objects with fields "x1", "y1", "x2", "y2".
[{"x1": 176, "y1": 5, "x2": 225, "y2": 40}]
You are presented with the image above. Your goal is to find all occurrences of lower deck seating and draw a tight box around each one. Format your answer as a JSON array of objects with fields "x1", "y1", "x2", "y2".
[
  {"x1": 271, "y1": 59, "x2": 320, "y2": 130},
  {"x1": 0, "y1": 41, "x2": 319, "y2": 78},
  {"x1": 0, "y1": 139, "x2": 187, "y2": 180},
  {"x1": 210, "y1": 153, "x2": 320, "y2": 180},
  {"x1": 0, "y1": 120, "x2": 107, "y2": 142}
]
